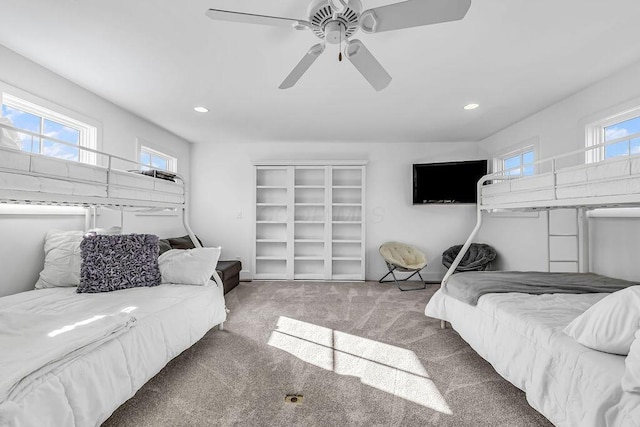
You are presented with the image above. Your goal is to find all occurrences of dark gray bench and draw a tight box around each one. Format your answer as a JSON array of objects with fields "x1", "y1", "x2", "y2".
[{"x1": 215, "y1": 260, "x2": 242, "y2": 294}]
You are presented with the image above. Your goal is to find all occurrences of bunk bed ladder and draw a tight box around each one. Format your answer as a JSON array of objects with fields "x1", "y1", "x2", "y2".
[{"x1": 547, "y1": 208, "x2": 589, "y2": 273}]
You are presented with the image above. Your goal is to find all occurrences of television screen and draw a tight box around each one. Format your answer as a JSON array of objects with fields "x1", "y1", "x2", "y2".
[{"x1": 413, "y1": 160, "x2": 488, "y2": 204}]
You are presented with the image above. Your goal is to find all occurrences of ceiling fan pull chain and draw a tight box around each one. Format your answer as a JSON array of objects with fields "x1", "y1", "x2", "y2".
[{"x1": 338, "y1": 30, "x2": 343, "y2": 61}]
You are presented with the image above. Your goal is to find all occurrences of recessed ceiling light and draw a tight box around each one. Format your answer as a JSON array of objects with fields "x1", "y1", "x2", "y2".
[
  {"x1": 194, "y1": 106, "x2": 209, "y2": 113},
  {"x1": 463, "y1": 103, "x2": 479, "y2": 110}
]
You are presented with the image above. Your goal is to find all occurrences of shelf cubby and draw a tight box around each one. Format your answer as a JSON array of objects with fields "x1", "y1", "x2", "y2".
[
  {"x1": 295, "y1": 167, "x2": 325, "y2": 186},
  {"x1": 295, "y1": 187, "x2": 324, "y2": 204},
  {"x1": 295, "y1": 205, "x2": 325, "y2": 222},
  {"x1": 332, "y1": 223, "x2": 361, "y2": 241},
  {"x1": 295, "y1": 259, "x2": 325, "y2": 279},
  {"x1": 295, "y1": 241, "x2": 324, "y2": 258},
  {"x1": 332, "y1": 242, "x2": 361, "y2": 258},
  {"x1": 256, "y1": 223, "x2": 287, "y2": 241},
  {"x1": 332, "y1": 168, "x2": 362, "y2": 187},
  {"x1": 255, "y1": 259, "x2": 287, "y2": 278},
  {"x1": 332, "y1": 259, "x2": 361, "y2": 279},
  {"x1": 257, "y1": 187, "x2": 287, "y2": 204},
  {"x1": 256, "y1": 241, "x2": 287, "y2": 259},
  {"x1": 294, "y1": 222, "x2": 324, "y2": 240},
  {"x1": 256, "y1": 205, "x2": 288, "y2": 222},
  {"x1": 256, "y1": 168, "x2": 287, "y2": 187},
  {"x1": 332, "y1": 187, "x2": 362, "y2": 204},
  {"x1": 332, "y1": 206, "x2": 362, "y2": 222}
]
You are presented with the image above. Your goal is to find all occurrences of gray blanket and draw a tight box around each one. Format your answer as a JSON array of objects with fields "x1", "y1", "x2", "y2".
[{"x1": 442, "y1": 271, "x2": 638, "y2": 305}]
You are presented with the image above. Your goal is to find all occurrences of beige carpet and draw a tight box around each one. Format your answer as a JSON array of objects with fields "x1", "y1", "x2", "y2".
[{"x1": 104, "y1": 281, "x2": 553, "y2": 426}]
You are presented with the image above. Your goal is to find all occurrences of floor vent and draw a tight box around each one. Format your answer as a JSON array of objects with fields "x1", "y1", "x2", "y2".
[{"x1": 285, "y1": 394, "x2": 303, "y2": 404}]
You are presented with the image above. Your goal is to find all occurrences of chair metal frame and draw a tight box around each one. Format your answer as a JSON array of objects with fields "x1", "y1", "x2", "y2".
[{"x1": 379, "y1": 261, "x2": 427, "y2": 291}]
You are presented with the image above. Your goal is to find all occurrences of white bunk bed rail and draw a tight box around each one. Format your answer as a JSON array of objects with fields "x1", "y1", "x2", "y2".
[
  {"x1": 0, "y1": 122, "x2": 185, "y2": 208},
  {"x1": 0, "y1": 122, "x2": 202, "y2": 248},
  {"x1": 442, "y1": 138, "x2": 640, "y2": 286}
]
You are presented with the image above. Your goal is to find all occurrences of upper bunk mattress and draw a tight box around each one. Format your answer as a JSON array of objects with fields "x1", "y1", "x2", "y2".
[
  {"x1": 425, "y1": 290, "x2": 640, "y2": 427},
  {"x1": 481, "y1": 155, "x2": 640, "y2": 209},
  {"x1": 0, "y1": 281, "x2": 226, "y2": 427},
  {"x1": 0, "y1": 147, "x2": 184, "y2": 206}
]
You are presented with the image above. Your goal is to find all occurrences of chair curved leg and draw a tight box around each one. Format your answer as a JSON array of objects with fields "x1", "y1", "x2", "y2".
[
  {"x1": 397, "y1": 270, "x2": 427, "y2": 292},
  {"x1": 379, "y1": 263, "x2": 398, "y2": 283},
  {"x1": 379, "y1": 262, "x2": 427, "y2": 291},
  {"x1": 378, "y1": 267, "x2": 395, "y2": 283}
]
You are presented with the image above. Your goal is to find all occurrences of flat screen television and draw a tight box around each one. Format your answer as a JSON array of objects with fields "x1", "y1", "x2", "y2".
[{"x1": 413, "y1": 159, "x2": 488, "y2": 204}]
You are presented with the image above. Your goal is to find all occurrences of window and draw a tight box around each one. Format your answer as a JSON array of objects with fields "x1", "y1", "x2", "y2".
[
  {"x1": 489, "y1": 140, "x2": 539, "y2": 217},
  {"x1": 139, "y1": 145, "x2": 177, "y2": 173},
  {"x1": 497, "y1": 147, "x2": 535, "y2": 177},
  {"x1": 585, "y1": 106, "x2": 640, "y2": 218},
  {"x1": 586, "y1": 107, "x2": 640, "y2": 163},
  {"x1": 0, "y1": 93, "x2": 98, "y2": 164}
]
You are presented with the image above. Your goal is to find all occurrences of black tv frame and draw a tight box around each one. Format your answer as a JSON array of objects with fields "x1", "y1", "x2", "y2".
[{"x1": 412, "y1": 159, "x2": 488, "y2": 205}]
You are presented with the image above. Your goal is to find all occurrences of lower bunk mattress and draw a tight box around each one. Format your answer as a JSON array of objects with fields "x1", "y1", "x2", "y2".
[
  {"x1": 0, "y1": 280, "x2": 226, "y2": 426},
  {"x1": 425, "y1": 290, "x2": 640, "y2": 427}
]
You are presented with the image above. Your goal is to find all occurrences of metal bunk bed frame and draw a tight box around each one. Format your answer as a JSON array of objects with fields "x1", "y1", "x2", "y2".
[
  {"x1": 439, "y1": 139, "x2": 640, "y2": 328},
  {"x1": 0, "y1": 121, "x2": 202, "y2": 250},
  {"x1": 0, "y1": 123, "x2": 231, "y2": 331}
]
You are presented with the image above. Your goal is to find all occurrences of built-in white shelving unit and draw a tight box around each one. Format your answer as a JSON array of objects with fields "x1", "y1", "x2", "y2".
[{"x1": 253, "y1": 161, "x2": 366, "y2": 281}]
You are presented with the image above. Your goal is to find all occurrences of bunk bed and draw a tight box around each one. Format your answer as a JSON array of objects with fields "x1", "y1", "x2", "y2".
[
  {"x1": 0, "y1": 131, "x2": 227, "y2": 427},
  {"x1": 425, "y1": 141, "x2": 640, "y2": 427}
]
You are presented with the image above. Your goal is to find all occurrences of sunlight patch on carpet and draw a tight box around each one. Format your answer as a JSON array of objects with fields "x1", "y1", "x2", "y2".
[{"x1": 267, "y1": 316, "x2": 452, "y2": 414}]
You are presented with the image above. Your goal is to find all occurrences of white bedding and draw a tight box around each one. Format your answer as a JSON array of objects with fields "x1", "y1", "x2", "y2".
[
  {"x1": 0, "y1": 311, "x2": 135, "y2": 404},
  {"x1": 481, "y1": 155, "x2": 640, "y2": 208},
  {"x1": 425, "y1": 290, "x2": 640, "y2": 427},
  {"x1": 0, "y1": 281, "x2": 226, "y2": 427},
  {"x1": 0, "y1": 146, "x2": 184, "y2": 205}
]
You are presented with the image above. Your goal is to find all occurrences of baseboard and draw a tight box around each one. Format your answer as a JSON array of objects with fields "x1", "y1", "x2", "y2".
[
  {"x1": 240, "y1": 270, "x2": 442, "y2": 283},
  {"x1": 421, "y1": 272, "x2": 444, "y2": 283},
  {"x1": 374, "y1": 272, "x2": 443, "y2": 283}
]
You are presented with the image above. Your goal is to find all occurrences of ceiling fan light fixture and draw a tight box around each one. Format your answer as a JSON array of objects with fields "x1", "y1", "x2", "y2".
[
  {"x1": 194, "y1": 106, "x2": 209, "y2": 113},
  {"x1": 463, "y1": 103, "x2": 479, "y2": 110}
]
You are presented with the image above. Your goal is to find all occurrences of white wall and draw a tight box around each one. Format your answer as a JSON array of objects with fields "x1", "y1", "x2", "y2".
[
  {"x1": 0, "y1": 45, "x2": 193, "y2": 297},
  {"x1": 190, "y1": 141, "x2": 483, "y2": 282},
  {"x1": 477, "y1": 58, "x2": 640, "y2": 279}
]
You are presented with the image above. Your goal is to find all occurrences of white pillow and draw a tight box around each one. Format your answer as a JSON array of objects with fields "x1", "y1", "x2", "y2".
[
  {"x1": 35, "y1": 227, "x2": 123, "y2": 289},
  {"x1": 563, "y1": 286, "x2": 640, "y2": 355},
  {"x1": 622, "y1": 330, "x2": 640, "y2": 393},
  {"x1": 35, "y1": 230, "x2": 85, "y2": 289},
  {"x1": 158, "y1": 247, "x2": 221, "y2": 286}
]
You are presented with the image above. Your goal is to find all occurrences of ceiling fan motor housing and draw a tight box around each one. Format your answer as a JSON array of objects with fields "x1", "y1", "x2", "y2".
[
  {"x1": 324, "y1": 21, "x2": 345, "y2": 44},
  {"x1": 307, "y1": 0, "x2": 362, "y2": 41}
]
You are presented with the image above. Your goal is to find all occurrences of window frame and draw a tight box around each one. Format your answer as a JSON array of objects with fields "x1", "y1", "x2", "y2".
[
  {"x1": 492, "y1": 137, "x2": 539, "y2": 179},
  {"x1": 489, "y1": 137, "x2": 540, "y2": 217},
  {"x1": 585, "y1": 106, "x2": 640, "y2": 163},
  {"x1": 137, "y1": 139, "x2": 178, "y2": 173},
  {"x1": 0, "y1": 84, "x2": 100, "y2": 164}
]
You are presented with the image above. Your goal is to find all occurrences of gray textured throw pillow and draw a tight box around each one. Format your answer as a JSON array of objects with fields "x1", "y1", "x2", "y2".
[{"x1": 78, "y1": 234, "x2": 161, "y2": 293}]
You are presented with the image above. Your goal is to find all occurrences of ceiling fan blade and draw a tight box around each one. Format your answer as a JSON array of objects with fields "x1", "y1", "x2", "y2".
[
  {"x1": 345, "y1": 40, "x2": 391, "y2": 91},
  {"x1": 360, "y1": 0, "x2": 471, "y2": 34},
  {"x1": 279, "y1": 44, "x2": 326, "y2": 89},
  {"x1": 206, "y1": 9, "x2": 310, "y2": 28}
]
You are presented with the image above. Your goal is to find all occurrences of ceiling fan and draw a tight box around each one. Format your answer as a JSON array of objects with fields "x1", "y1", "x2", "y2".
[{"x1": 206, "y1": 0, "x2": 471, "y2": 91}]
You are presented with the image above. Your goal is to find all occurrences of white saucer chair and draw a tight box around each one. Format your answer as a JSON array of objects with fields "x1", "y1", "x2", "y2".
[{"x1": 378, "y1": 241, "x2": 428, "y2": 291}]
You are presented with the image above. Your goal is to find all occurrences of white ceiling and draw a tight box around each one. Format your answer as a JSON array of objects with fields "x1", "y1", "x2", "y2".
[{"x1": 1, "y1": 0, "x2": 640, "y2": 144}]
